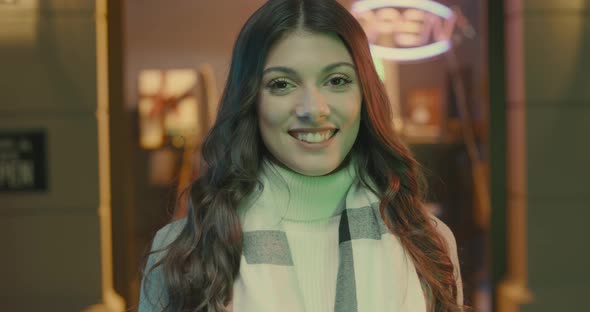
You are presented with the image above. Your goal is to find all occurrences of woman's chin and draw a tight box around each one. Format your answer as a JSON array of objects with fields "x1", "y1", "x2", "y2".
[{"x1": 288, "y1": 160, "x2": 342, "y2": 177}]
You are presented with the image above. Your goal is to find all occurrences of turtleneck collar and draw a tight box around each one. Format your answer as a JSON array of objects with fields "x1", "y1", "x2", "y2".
[{"x1": 256, "y1": 154, "x2": 358, "y2": 222}]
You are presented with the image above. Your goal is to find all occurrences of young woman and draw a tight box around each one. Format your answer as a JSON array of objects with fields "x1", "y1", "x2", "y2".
[{"x1": 139, "y1": 0, "x2": 464, "y2": 311}]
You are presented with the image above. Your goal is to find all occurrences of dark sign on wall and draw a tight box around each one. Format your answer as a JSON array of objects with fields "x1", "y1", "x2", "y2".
[{"x1": 0, "y1": 131, "x2": 48, "y2": 192}]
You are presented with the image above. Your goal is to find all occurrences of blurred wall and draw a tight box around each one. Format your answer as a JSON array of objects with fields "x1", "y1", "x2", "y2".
[
  {"x1": 124, "y1": 0, "x2": 269, "y2": 110},
  {"x1": 505, "y1": 0, "x2": 590, "y2": 310},
  {"x1": 0, "y1": 0, "x2": 102, "y2": 311}
]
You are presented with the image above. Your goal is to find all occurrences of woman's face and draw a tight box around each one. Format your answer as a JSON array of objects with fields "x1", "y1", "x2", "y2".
[{"x1": 257, "y1": 31, "x2": 362, "y2": 176}]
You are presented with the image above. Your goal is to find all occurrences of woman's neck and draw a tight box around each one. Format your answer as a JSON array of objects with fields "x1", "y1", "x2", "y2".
[{"x1": 259, "y1": 154, "x2": 358, "y2": 222}]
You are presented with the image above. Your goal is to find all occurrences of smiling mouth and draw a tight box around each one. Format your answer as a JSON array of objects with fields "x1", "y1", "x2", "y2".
[{"x1": 288, "y1": 129, "x2": 339, "y2": 143}]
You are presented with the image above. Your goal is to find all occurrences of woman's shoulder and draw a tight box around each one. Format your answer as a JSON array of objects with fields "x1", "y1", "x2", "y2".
[
  {"x1": 428, "y1": 214, "x2": 459, "y2": 266},
  {"x1": 428, "y1": 214, "x2": 464, "y2": 306},
  {"x1": 140, "y1": 218, "x2": 187, "y2": 311},
  {"x1": 152, "y1": 217, "x2": 188, "y2": 250},
  {"x1": 428, "y1": 215, "x2": 457, "y2": 248}
]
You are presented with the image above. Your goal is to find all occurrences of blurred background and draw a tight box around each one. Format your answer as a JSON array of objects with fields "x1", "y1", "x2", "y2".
[{"x1": 0, "y1": 0, "x2": 589, "y2": 311}]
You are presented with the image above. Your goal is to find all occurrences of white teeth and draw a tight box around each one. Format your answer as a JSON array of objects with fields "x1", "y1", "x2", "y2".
[{"x1": 295, "y1": 130, "x2": 336, "y2": 143}]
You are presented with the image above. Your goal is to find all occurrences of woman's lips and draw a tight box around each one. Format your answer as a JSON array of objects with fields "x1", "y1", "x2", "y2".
[
  {"x1": 288, "y1": 127, "x2": 339, "y2": 136},
  {"x1": 287, "y1": 129, "x2": 338, "y2": 141},
  {"x1": 289, "y1": 129, "x2": 339, "y2": 150}
]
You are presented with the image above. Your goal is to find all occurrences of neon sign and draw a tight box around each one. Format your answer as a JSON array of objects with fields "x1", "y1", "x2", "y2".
[{"x1": 351, "y1": 0, "x2": 458, "y2": 61}]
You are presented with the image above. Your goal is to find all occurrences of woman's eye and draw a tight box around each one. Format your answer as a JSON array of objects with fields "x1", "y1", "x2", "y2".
[
  {"x1": 267, "y1": 79, "x2": 293, "y2": 92},
  {"x1": 328, "y1": 76, "x2": 352, "y2": 87},
  {"x1": 274, "y1": 81, "x2": 289, "y2": 89}
]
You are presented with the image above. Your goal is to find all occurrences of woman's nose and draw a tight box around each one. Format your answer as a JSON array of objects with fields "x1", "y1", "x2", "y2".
[{"x1": 295, "y1": 87, "x2": 330, "y2": 120}]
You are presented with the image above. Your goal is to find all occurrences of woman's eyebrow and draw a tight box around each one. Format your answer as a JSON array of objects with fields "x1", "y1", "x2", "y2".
[
  {"x1": 262, "y1": 62, "x2": 356, "y2": 76},
  {"x1": 262, "y1": 66, "x2": 298, "y2": 77},
  {"x1": 321, "y1": 62, "x2": 356, "y2": 73}
]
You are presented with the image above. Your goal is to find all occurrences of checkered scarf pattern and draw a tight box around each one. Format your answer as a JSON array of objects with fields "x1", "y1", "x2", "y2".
[
  {"x1": 139, "y1": 165, "x2": 428, "y2": 312},
  {"x1": 232, "y1": 177, "x2": 427, "y2": 311}
]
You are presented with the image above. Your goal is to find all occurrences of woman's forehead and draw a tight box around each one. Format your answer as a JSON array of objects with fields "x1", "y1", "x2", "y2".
[{"x1": 264, "y1": 32, "x2": 354, "y2": 70}]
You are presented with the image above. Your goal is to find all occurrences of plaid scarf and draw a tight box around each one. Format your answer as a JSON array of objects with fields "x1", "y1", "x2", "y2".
[
  {"x1": 232, "y1": 158, "x2": 427, "y2": 311},
  {"x1": 139, "y1": 158, "x2": 427, "y2": 311}
]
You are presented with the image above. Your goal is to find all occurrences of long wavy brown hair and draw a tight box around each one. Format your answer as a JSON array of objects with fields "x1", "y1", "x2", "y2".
[{"x1": 141, "y1": 0, "x2": 463, "y2": 311}]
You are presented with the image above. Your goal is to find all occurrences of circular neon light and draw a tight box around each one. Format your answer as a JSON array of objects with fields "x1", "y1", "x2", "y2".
[
  {"x1": 351, "y1": 0, "x2": 455, "y2": 61},
  {"x1": 369, "y1": 41, "x2": 451, "y2": 61},
  {"x1": 352, "y1": 0, "x2": 453, "y2": 18}
]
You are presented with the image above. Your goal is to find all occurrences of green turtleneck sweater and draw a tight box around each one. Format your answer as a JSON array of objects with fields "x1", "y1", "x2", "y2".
[{"x1": 236, "y1": 156, "x2": 357, "y2": 312}]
